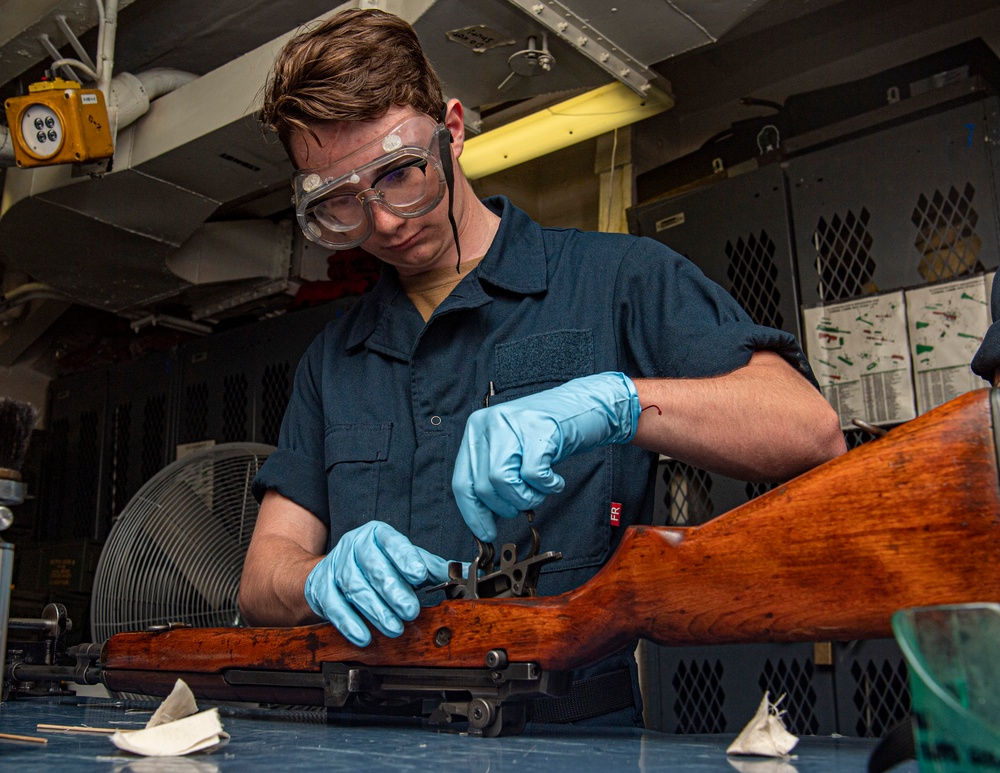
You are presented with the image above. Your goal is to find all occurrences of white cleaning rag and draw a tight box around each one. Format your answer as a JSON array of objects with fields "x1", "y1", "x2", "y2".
[
  {"x1": 726, "y1": 692, "x2": 799, "y2": 758},
  {"x1": 110, "y1": 679, "x2": 229, "y2": 756}
]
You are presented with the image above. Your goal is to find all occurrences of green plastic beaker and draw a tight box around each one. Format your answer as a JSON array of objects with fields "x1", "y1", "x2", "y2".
[{"x1": 892, "y1": 603, "x2": 1000, "y2": 772}]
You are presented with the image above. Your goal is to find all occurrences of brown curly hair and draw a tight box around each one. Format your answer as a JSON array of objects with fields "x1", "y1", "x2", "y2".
[{"x1": 260, "y1": 8, "x2": 446, "y2": 149}]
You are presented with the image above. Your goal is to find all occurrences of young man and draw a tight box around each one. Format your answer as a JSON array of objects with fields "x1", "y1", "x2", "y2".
[{"x1": 239, "y1": 8, "x2": 846, "y2": 725}]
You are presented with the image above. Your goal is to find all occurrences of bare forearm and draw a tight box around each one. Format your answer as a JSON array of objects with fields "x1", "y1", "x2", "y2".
[
  {"x1": 631, "y1": 351, "x2": 846, "y2": 482},
  {"x1": 238, "y1": 491, "x2": 326, "y2": 626}
]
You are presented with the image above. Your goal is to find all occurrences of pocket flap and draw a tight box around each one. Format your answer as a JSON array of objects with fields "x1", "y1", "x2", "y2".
[
  {"x1": 493, "y1": 329, "x2": 594, "y2": 392},
  {"x1": 324, "y1": 423, "x2": 392, "y2": 466}
]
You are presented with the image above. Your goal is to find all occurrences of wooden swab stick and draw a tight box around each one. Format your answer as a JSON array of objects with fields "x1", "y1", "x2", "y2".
[
  {"x1": 0, "y1": 731, "x2": 48, "y2": 744},
  {"x1": 36, "y1": 723, "x2": 118, "y2": 735}
]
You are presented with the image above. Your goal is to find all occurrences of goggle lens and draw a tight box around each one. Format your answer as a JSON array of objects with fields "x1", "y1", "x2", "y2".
[{"x1": 294, "y1": 117, "x2": 447, "y2": 250}]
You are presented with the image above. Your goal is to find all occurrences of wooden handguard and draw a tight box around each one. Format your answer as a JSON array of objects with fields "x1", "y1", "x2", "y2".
[{"x1": 102, "y1": 388, "x2": 1000, "y2": 695}]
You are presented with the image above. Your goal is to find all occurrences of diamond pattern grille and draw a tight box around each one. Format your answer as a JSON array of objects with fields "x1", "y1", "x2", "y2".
[
  {"x1": 745, "y1": 482, "x2": 773, "y2": 500},
  {"x1": 850, "y1": 658, "x2": 911, "y2": 738},
  {"x1": 660, "y1": 461, "x2": 714, "y2": 526},
  {"x1": 182, "y1": 382, "x2": 209, "y2": 444},
  {"x1": 672, "y1": 659, "x2": 727, "y2": 734},
  {"x1": 261, "y1": 362, "x2": 292, "y2": 445},
  {"x1": 844, "y1": 427, "x2": 876, "y2": 451},
  {"x1": 759, "y1": 657, "x2": 820, "y2": 735},
  {"x1": 912, "y1": 183, "x2": 985, "y2": 282},
  {"x1": 725, "y1": 231, "x2": 784, "y2": 329},
  {"x1": 222, "y1": 373, "x2": 249, "y2": 442},
  {"x1": 814, "y1": 208, "x2": 877, "y2": 302}
]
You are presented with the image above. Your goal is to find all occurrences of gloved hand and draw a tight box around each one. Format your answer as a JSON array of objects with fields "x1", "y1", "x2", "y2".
[
  {"x1": 452, "y1": 372, "x2": 641, "y2": 542},
  {"x1": 304, "y1": 521, "x2": 452, "y2": 647}
]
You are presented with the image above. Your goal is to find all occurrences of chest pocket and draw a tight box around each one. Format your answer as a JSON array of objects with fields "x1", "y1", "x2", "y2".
[
  {"x1": 489, "y1": 329, "x2": 613, "y2": 581},
  {"x1": 493, "y1": 329, "x2": 595, "y2": 396},
  {"x1": 324, "y1": 423, "x2": 392, "y2": 538}
]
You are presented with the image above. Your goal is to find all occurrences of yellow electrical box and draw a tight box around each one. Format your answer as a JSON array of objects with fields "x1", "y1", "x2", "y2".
[{"x1": 3, "y1": 77, "x2": 115, "y2": 169}]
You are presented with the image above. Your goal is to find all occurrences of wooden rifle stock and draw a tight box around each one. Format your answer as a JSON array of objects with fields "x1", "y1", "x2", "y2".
[{"x1": 102, "y1": 388, "x2": 1000, "y2": 702}]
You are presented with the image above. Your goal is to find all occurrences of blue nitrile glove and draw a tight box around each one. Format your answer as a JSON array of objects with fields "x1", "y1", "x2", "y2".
[
  {"x1": 452, "y1": 372, "x2": 641, "y2": 542},
  {"x1": 304, "y1": 521, "x2": 452, "y2": 647}
]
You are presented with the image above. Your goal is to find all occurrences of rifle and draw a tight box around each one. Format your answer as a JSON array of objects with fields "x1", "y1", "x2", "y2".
[{"x1": 9, "y1": 389, "x2": 1000, "y2": 735}]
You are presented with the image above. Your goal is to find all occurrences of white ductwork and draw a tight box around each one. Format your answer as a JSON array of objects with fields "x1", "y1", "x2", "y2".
[
  {"x1": 112, "y1": 68, "x2": 199, "y2": 131},
  {"x1": 0, "y1": 73, "x2": 151, "y2": 170},
  {"x1": 0, "y1": 1, "x2": 348, "y2": 315},
  {"x1": 0, "y1": 38, "x2": 302, "y2": 312},
  {"x1": 0, "y1": 68, "x2": 200, "y2": 170},
  {"x1": 0, "y1": 0, "x2": 140, "y2": 87},
  {"x1": 0, "y1": 0, "x2": 768, "y2": 319},
  {"x1": 166, "y1": 220, "x2": 291, "y2": 286}
]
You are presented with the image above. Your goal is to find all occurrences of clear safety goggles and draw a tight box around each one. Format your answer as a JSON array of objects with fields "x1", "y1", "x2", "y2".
[{"x1": 293, "y1": 114, "x2": 449, "y2": 250}]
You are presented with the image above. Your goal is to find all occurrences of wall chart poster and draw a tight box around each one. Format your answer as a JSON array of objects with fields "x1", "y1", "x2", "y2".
[
  {"x1": 905, "y1": 275, "x2": 991, "y2": 414},
  {"x1": 802, "y1": 291, "x2": 916, "y2": 430}
]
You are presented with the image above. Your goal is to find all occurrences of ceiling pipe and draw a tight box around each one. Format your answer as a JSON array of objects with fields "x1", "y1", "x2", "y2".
[
  {"x1": 112, "y1": 69, "x2": 199, "y2": 131},
  {"x1": 96, "y1": 0, "x2": 118, "y2": 100},
  {"x1": 1, "y1": 67, "x2": 200, "y2": 169},
  {"x1": 0, "y1": 282, "x2": 69, "y2": 318},
  {"x1": 0, "y1": 0, "x2": 764, "y2": 317},
  {"x1": 0, "y1": 126, "x2": 14, "y2": 166},
  {"x1": 0, "y1": 0, "x2": 176, "y2": 169},
  {"x1": 129, "y1": 313, "x2": 212, "y2": 336},
  {"x1": 41, "y1": 0, "x2": 114, "y2": 87},
  {"x1": 54, "y1": 14, "x2": 97, "y2": 73}
]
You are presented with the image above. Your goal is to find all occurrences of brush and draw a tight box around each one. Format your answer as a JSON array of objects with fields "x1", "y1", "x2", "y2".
[{"x1": 0, "y1": 397, "x2": 40, "y2": 482}]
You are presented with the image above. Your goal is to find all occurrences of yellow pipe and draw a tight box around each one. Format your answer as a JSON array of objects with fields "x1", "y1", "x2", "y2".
[{"x1": 460, "y1": 81, "x2": 673, "y2": 180}]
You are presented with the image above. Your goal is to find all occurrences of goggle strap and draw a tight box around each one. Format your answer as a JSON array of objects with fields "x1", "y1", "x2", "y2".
[{"x1": 439, "y1": 110, "x2": 462, "y2": 273}]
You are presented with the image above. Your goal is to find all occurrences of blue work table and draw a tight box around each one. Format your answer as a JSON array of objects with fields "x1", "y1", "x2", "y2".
[{"x1": 0, "y1": 696, "x2": 918, "y2": 771}]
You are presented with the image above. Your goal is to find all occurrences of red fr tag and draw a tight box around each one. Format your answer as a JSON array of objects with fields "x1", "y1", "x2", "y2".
[{"x1": 610, "y1": 502, "x2": 622, "y2": 526}]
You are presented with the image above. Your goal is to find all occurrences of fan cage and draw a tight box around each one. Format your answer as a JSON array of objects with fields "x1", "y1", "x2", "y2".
[{"x1": 90, "y1": 442, "x2": 274, "y2": 643}]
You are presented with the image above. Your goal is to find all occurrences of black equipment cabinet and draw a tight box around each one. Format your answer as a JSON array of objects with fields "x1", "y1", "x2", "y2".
[
  {"x1": 248, "y1": 299, "x2": 354, "y2": 447},
  {"x1": 629, "y1": 164, "x2": 801, "y2": 525},
  {"x1": 628, "y1": 164, "x2": 803, "y2": 340},
  {"x1": 103, "y1": 351, "x2": 177, "y2": 540},
  {"x1": 641, "y1": 641, "x2": 837, "y2": 736},
  {"x1": 36, "y1": 301, "x2": 349, "y2": 545},
  {"x1": 629, "y1": 72, "x2": 1000, "y2": 739},
  {"x1": 642, "y1": 638, "x2": 910, "y2": 739},
  {"x1": 28, "y1": 301, "x2": 349, "y2": 644},
  {"x1": 176, "y1": 301, "x2": 346, "y2": 450},
  {"x1": 788, "y1": 96, "x2": 1000, "y2": 306},
  {"x1": 38, "y1": 367, "x2": 110, "y2": 542}
]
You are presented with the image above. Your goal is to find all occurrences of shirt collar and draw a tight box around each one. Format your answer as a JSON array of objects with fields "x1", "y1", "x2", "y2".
[
  {"x1": 345, "y1": 195, "x2": 548, "y2": 350},
  {"x1": 475, "y1": 195, "x2": 549, "y2": 295}
]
